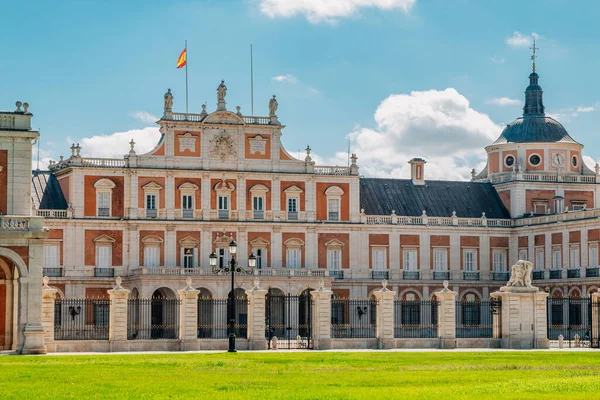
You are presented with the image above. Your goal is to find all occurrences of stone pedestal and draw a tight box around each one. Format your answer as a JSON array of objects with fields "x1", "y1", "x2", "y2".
[
  {"x1": 373, "y1": 283, "x2": 396, "y2": 349},
  {"x1": 491, "y1": 287, "x2": 549, "y2": 349},
  {"x1": 311, "y1": 282, "x2": 333, "y2": 350},
  {"x1": 592, "y1": 293, "x2": 600, "y2": 347},
  {"x1": 107, "y1": 277, "x2": 131, "y2": 352},
  {"x1": 41, "y1": 277, "x2": 58, "y2": 352},
  {"x1": 246, "y1": 280, "x2": 268, "y2": 350},
  {"x1": 434, "y1": 282, "x2": 457, "y2": 349},
  {"x1": 178, "y1": 278, "x2": 200, "y2": 351}
]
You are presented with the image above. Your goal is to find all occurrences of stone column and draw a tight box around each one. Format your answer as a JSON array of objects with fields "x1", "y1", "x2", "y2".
[
  {"x1": 491, "y1": 274, "x2": 550, "y2": 349},
  {"x1": 245, "y1": 279, "x2": 268, "y2": 350},
  {"x1": 107, "y1": 277, "x2": 131, "y2": 352},
  {"x1": 310, "y1": 280, "x2": 333, "y2": 349},
  {"x1": 41, "y1": 277, "x2": 58, "y2": 353},
  {"x1": 592, "y1": 293, "x2": 600, "y2": 348},
  {"x1": 372, "y1": 281, "x2": 397, "y2": 349},
  {"x1": 178, "y1": 278, "x2": 200, "y2": 351},
  {"x1": 22, "y1": 243, "x2": 47, "y2": 354},
  {"x1": 434, "y1": 281, "x2": 457, "y2": 349}
]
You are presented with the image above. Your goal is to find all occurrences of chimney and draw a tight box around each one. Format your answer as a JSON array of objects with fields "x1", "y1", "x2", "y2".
[{"x1": 408, "y1": 158, "x2": 426, "y2": 185}]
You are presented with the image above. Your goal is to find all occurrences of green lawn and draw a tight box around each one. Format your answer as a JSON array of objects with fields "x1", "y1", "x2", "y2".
[{"x1": 2, "y1": 351, "x2": 600, "y2": 399}]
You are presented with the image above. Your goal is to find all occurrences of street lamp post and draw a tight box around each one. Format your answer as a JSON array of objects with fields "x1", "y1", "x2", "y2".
[{"x1": 209, "y1": 240, "x2": 256, "y2": 353}]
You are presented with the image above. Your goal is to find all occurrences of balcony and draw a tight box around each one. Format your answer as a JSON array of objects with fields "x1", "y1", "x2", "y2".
[
  {"x1": 253, "y1": 210, "x2": 264, "y2": 220},
  {"x1": 182, "y1": 209, "x2": 194, "y2": 219},
  {"x1": 463, "y1": 271, "x2": 480, "y2": 281},
  {"x1": 328, "y1": 270, "x2": 344, "y2": 280},
  {"x1": 129, "y1": 267, "x2": 327, "y2": 278},
  {"x1": 492, "y1": 272, "x2": 509, "y2": 281},
  {"x1": 433, "y1": 271, "x2": 450, "y2": 280},
  {"x1": 218, "y1": 210, "x2": 229, "y2": 219},
  {"x1": 586, "y1": 267, "x2": 600, "y2": 278},
  {"x1": 567, "y1": 269, "x2": 581, "y2": 279},
  {"x1": 532, "y1": 270, "x2": 545, "y2": 280},
  {"x1": 287, "y1": 211, "x2": 298, "y2": 221},
  {"x1": 403, "y1": 271, "x2": 420, "y2": 280},
  {"x1": 549, "y1": 270, "x2": 562, "y2": 279},
  {"x1": 146, "y1": 208, "x2": 157, "y2": 218},
  {"x1": 97, "y1": 208, "x2": 110, "y2": 217},
  {"x1": 328, "y1": 212, "x2": 339, "y2": 221},
  {"x1": 94, "y1": 268, "x2": 115, "y2": 278},
  {"x1": 371, "y1": 271, "x2": 389, "y2": 280},
  {"x1": 43, "y1": 267, "x2": 63, "y2": 277}
]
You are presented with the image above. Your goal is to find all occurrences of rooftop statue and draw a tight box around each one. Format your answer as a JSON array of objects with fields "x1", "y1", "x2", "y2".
[
  {"x1": 217, "y1": 80, "x2": 227, "y2": 102},
  {"x1": 164, "y1": 89, "x2": 173, "y2": 112},
  {"x1": 269, "y1": 95, "x2": 278, "y2": 116}
]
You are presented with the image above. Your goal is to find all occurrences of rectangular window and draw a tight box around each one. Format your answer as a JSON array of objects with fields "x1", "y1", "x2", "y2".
[
  {"x1": 372, "y1": 248, "x2": 386, "y2": 271},
  {"x1": 534, "y1": 202, "x2": 547, "y2": 214},
  {"x1": 144, "y1": 246, "x2": 159, "y2": 267},
  {"x1": 518, "y1": 249, "x2": 528, "y2": 261},
  {"x1": 328, "y1": 199, "x2": 340, "y2": 221},
  {"x1": 403, "y1": 249, "x2": 417, "y2": 271},
  {"x1": 287, "y1": 248, "x2": 301, "y2": 269},
  {"x1": 492, "y1": 250, "x2": 506, "y2": 272},
  {"x1": 433, "y1": 249, "x2": 448, "y2": 271},
  {"x1": 44, "y1": 245, "x2": 59, "y2": 268},
  {"x1": 535, "y1": 248, "x2": 544, "y2": 270},
  {"x1": 463, "y1": 250, "x2": 476, "y2": 272},
  {"x1": 182, "y1": 195, "x2": 193, "y2": 218},
  {"x1": 97, "y1": 192, "x2": 110, "y2": 217},
  {"x1": 590, "y1": 244, "x2": 599, "y2": 267},
  {"x1": 570, "y1": 247, "x2": 580, "y2": 268},
  {"x1": 254, "y1": 248, "x2": 266, "y2": 269},
  {"x1": 287, "y1": 198, "x2": 298, "y2": 220},
  {"x1": 327, "y1": 249, "x2": 341, "y2": 270},
  {"x1": 96, "y1": 246, "x2": 111, "y2": 268},
  {"x1": 253, "y1": 196, "x2": 264, "y2": 219},
  {"x1": 183, "y1": 248, "x2": 194, "y2": 269},
  {"x1": 218, "y1": 248, "x2": 229, "y2": 269},
  {"x1": 552, "y1": 248, "x2": 562, "y2": 269},
  {"x1": 146, "y1": 194, "x2": 156, "y2": 209}
]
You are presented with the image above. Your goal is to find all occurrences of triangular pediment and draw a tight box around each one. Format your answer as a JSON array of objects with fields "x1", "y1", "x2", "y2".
[
  {"x1": 93, "y1": 234, "x2": 116, "y2": 243},
  {"x1": 178, "y1": 235, "x2": 199, "y2": 246},
  {"x1": 249, "y1": 237, "x2": 270, "y2": 247},
  {"x1": 324, "y1": 238, "x2": 345, "y2": 247},
  {"x1": 142, "y1": 181, "x2": 163, "y2": 190},
  {"x1": 284, "y1": 184, "x2": 303, "y2": 194}
]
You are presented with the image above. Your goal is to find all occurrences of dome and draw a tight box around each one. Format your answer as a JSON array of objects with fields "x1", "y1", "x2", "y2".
[{"x1": 493, "y1": 116, "x2": 579, "y2": 145}]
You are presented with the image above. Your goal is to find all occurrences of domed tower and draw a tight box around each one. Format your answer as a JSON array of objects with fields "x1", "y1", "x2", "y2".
[{"x1": 476, "y1": 49, "x2": 598, "y2": 218}]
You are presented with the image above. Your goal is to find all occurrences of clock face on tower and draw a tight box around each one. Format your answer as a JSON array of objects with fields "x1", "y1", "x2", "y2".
[{"x1": 552, "y1": 153, "x2": 565, "y2": 168}]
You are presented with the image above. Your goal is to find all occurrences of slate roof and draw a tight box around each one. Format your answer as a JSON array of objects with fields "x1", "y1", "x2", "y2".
[
  {"x1": 492, "y1": 116, "x2": 579, "y2": 145},
  {"x1": 31, "y1": 170, "x2": 68, "y2": 210},
  {"x1": 360, "y1": 178, "x2": 510, "y2": 219}
]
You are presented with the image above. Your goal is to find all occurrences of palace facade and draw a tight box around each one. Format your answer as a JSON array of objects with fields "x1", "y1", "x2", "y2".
[{"x1": 2, "y1": 66, "x2": 600, "y2": 352}]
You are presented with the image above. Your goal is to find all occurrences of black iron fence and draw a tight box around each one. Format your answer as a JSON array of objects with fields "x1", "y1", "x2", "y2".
[
  {"x1": 547, "y1": 297, "x2": 596, "y2": 347},
  {"x1": 127, "y1": 298, "x2": 180, "y2": 340},
  {"x1": 197, "y1": 297, "x2": 248, "y2": 339},
  {"x1": 331, "y1": 298, "x2": 377, "y2": 339},
  {"x1": 54, "y1": 298, "x2": 110, "y2": 340},
  {"x1": 394, "y1": 300, "x2": 438, "y2": 338},
  {"x1": 455, "y1": 299, "x2": 500, "y2": 339},
  {"x1": 266, "y1": 293, "x2": 312, "y2": 349}
]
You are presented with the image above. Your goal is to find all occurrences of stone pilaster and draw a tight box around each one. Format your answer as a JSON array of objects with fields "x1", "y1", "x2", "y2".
[
  {"x1": 310, "y1": 281, "x2": 332, "y2": 349},
  {"x1": 434, "y1": 281, "x2": 457, "y2": 349},
  {"x1": 592, "y1": 293, "x2": 600, "y2": 348},
  {"x1": 372, "y1": 282, "x2": 397, "y2": 349},
  {"x1": 41, "y1": 277, "x2": 58, "y2": 352},
  {"x1": 178, "y1": 278, "x2": 200, "y2": 351},
  {"x1": 245, "y1": 279, "x2": 268, "y2": 350},
  {"x1": 107, "y1": 277, "x2": 131, "y2": 352},
  {"x1": 22, "y1": 243, "x2": 47, "y2": 355}
]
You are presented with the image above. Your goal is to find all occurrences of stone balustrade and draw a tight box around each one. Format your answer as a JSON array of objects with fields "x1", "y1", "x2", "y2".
[
  {"x1": 0, "y1": 215, "x2": 45, "y2": 232},
  {"x1": 488, "y1": 171, "x2": 598, "y2": 184}
]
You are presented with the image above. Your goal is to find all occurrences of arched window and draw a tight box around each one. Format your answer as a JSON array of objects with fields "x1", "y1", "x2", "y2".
[
  {"x1": 94, "y1": 178, "x2": 116, "y2": 217},
  {"x1": 324, "y1": 186, "x2": 344, "y2": 221}
]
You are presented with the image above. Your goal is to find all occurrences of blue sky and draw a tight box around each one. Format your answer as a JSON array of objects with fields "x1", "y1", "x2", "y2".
[{"x1": 2, "y1": 0, "x2": 599, "y2": 179}]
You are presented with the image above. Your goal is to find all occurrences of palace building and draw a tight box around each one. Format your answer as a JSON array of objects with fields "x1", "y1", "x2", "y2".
[{"x1": 1, "y1": 65, "x2": 600, "y2": 353}]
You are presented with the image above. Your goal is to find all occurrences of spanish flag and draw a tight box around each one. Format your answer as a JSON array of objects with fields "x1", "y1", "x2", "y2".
[{"x1": 176, "y1": 48, "x2": 187, "y2": 69}]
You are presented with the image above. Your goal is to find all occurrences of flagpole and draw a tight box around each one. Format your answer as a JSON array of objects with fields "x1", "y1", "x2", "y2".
[
  {"x1": 250, "y1": 44, "x2": 254, "y2": 116},
  {"x1": 185, "y1": 40, "x2": 189, "y2": 114}
]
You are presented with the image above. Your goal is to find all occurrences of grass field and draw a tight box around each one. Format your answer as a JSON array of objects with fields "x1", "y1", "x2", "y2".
[{"x1": 2, "y1": 351, "x2": 600, "y2": 399}]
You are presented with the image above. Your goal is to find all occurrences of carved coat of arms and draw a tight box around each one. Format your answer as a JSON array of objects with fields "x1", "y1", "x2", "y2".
[{"x1": 209, "y1": 131, "x2": 237, "y2": 160}]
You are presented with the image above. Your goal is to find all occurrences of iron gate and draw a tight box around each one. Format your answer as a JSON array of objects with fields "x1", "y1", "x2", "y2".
[
  {"x1": 266, "y1": 292, "x2": 313, "y2": 349},
  {"x1": 547, "y1": 297, "x2": 598, "y2": 348}
]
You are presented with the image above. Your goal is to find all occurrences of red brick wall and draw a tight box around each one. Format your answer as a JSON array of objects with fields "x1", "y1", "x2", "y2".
[
  {"x1": 518, "y1": 236, "x2": 528, "y2": 248},
  {"x1": 526, "y1": 149, "x2": 545, "y2": 171},
  {"x1": 589, "y1": 229, "x2": 600, "y2": 242},
  {"x1": 552, "y1": 233, "x2": 563, "y2": 245},
  {"x1": 49, "y1": 229, "x2": 64, "y2": 265},
  {"x1": 57, "y1": 176, "x2": 70, "y2": 204},
  {"x1": 318, "y1": 233, "x2": 349, "y2": 269},
  {"x1": 280, "y1": 182, "x2": 306, "y2": 211},
  {"x1": 0, "y1": 150, "x2": 7, "y2": 215},
  {"x1": 369, "y1": 234, "x2": 389, "y2": 269},
  {"x1": 315, "y1": 183, "x2": 350, "y2": 221},
  {"x1": 535, "y1": 234, "x2": 545, "y2": 246},
  {"x1": 174, "y1": 130, "x2": 201, "y2": 157},
  {"x1": 488, "y1": 152, "x2": 499, "y2": 174},
  {"x1": 83, "y1": 176, "x2": 125, "y2": 217},
  {"x1": 5, "y1": 247, "x2": 28, "y2": 269},
  {"x1": 569, "y1": 231, "x2": 581, "y2": 243},
  {"x1": 526, "y1": 189, "x2": 556, "y2": 214},
  {"x1": 564, "y1": 190, "x2": 594, "y2": 210},
  {"x1": 497, "y1": 190, "x2": 511, "y2": 215},
  {"x1": 84, "y1": 230, "x2": 123, "y2": 266}
]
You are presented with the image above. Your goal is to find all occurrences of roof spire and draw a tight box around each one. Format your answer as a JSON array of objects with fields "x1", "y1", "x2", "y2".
[{"x1": 530, "y1": 37, "x2": 538, "y2": 73}]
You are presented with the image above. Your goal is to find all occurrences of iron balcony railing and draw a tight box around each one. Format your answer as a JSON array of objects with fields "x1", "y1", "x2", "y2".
[
  {"x1": 287, "y1": 211, "x2": 298, "y2": 221},
  {"x1": 533, "y1": 270, "x2": 545, "y2": 280},
  {"x1": 97, "y1": 208, "x2": 110, "y2": 217},
  {"x1": 549, "y1": 270, "x2": 562, "y2": 279},
  {"x1": 567, "y1": 269, "x2": 581, "y2": 279},
  {"x1": 43, "y1": 267, "x2": 63, "y2": 277},
  {"x1": 492, "y1": 271, "x2": 509, "y2": 281},
  {"x1": 463, "y1": 271, "x2": 480, "y2": 281},
  {"x1": 182, "y1": 209, "x2": 194, "y2": 218},
  {"x1": 329, "y1": 270, "x2": 344, "y2": 280},
  {"x1": 433, "y1": 271, "x2": 450, "y2": 280},
  {"x1": 371, "y1": 271, "x2": 389, "y2": 280},
  {"x1": 218, "y1": 210, "x2": 229, "y2": 219},
  {"x1": 146, "y1": 208, "x2": 157, "y2": 218},
  {"x1": 403, "y1": 271, "x2": 419, "y2": 280},
  {"x1": 94, "y1": 268, "x2": 115, "y2": 278},
  {"x1": 253, "y1": 210, "x2": 264, "y2": 220},
  {"x1": 586, "y1": 267, "x2": 600, "y2": 278}
]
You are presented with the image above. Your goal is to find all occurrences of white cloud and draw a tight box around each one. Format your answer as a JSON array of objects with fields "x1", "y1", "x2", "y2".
[
  {"x1": 76, "y1": 127, "x2": 161, "y2": 158},
  {"x1": 485, "y1": 97, "x2": 522, "y2": 106},
  {"x1": 341, "y1": 88, "x2": 501, "y2": 180},
  {"x1": 259, "y1": 0, "x2": 416, "y2": 24},
  {"x1": 488, "y1": 57, "x2": 505, "y2": 64},
  {"x1": 577, "y1": 105, "x2": 595, "y2": 113},
  {"x1": 272, "y1": 74, "x2": 298, "y2": 84},
  {"x1": 583, "y1": 155, "x2": 598, "y2": 171},
  {"x1": 506, "y1": 31, "x2": 539, "y2": 47},
  {"x1": 131, "y1": 111, "x2": 159, "y2": 124}
]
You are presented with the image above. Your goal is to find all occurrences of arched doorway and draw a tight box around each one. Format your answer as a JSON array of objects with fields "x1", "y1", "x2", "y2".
[
  {"x1": 0, "y1": 256, "x2": 15, "y2": 351},
  {"x1": 298, "y1": 289, "x2": 312, "y2": 337},
  {"x1": 196, "y1": 288, "x2": 214, "y2": 338},
  {"x1": 151, "y1": 288, "x2": 177, "y2": 339}
]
